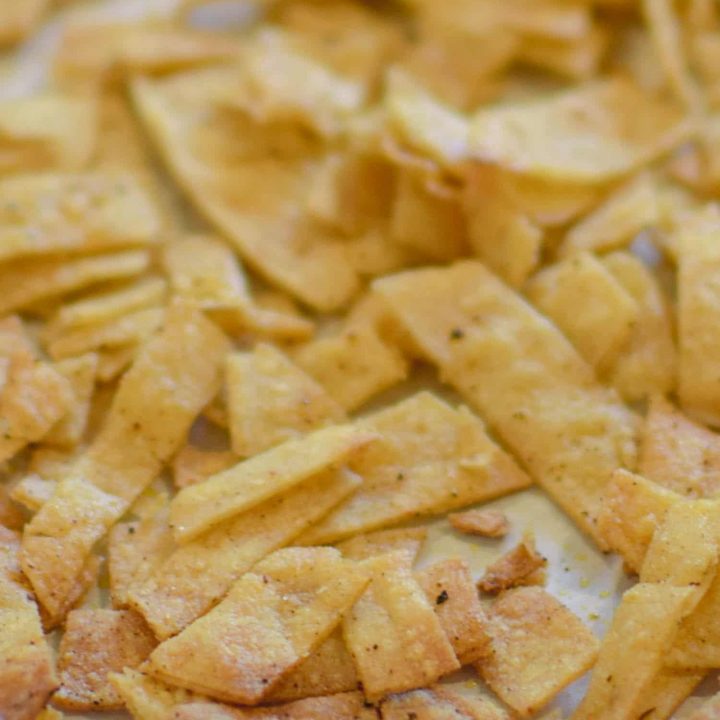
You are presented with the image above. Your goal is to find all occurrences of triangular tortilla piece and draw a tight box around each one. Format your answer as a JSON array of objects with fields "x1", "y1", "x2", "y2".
[
  {"x1": 374, "y1": 262, "x2": 638, "y2": 545},
  {"x1": 147, "y1": 547, "x2": 370, "y2": 704},
  {"x1": 226, "y1": 343, "x2": 345, "y2": 458},
  {"x1": 131, "y1": 72, "x2": 359, "y2": 312},
  {"x1": 170, "y1": 423, "x2": 374, "y2": 543},
  {"x1": 343, "y1": 551, "x2": 460, "y2": 701},
  {"x1": 0, "y1": 526, "x2": 58, "y2": 720},
  {"x1": 128, "y1": 467, "x2": 361, "y2": 639},
  {"x1": 299, "y1": 392, "x2": 530, "y2": 546}
]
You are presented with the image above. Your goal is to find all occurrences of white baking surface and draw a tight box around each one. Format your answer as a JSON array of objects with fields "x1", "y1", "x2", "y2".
[{"x1": 2, "y1": 2, "x2": 718, "y2": 717}]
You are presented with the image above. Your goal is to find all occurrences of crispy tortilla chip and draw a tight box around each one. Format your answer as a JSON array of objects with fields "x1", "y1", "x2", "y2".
[
  {"x1": 631, "y1": 670, "x2": 705, "y2": 720},
  {"x1": 44, "y1": 353, "x2": 98, "y2": 447},
  {"x1": 0, "y1": 0, "x2": 48, "y2": 46},
  {"x1": 462, "y1": 163, "x2": 543, "y2": 288},
  {"x1": 602, "y1": 253, "x2": 676, "y2": 403},
  {"x1": 525, "y1": 252, "x2": 640, "y2": 374},
  {"x1": 22, "y1": 302, "x2": 229, "y2": 621},
  {"x1": 560, "y1": 173, "x2": 660, "y2": 257},
  {"x1": 678, "y1": 207, "x2": 720, "y2": 426},
  {"x1": 343, "y1": 551, "x2": 460, "y2": 700},
  {"x1": 337, "y1": 527, "x2": 427, "y2": 562},
  {"x1": 299, "y1": 392, "x2": 531, "y2": 545},
  {"x1": 129, "y1": 468, "x2": 361, "y2": 639},
  {"x1": 516, "y1": 28, "x2": 607, "y2": 80},
  {"x1": 417, "y1": 558, "x2": 490, "y2": 664},
  {"x1": 96, "y1": 345, "x2": 138, "y2": 384},
  {"x1": 226, "y1": 343, "x2": 345, "y2": 458},
  {"x1": 53, "y1": 608, "x2": 157, "y2": 710},
  {"x1": 640, "y1": 395, "x2": 720, "y2": 497},
  {"x1": 265, "y1": 630, "x2": 359, "y2": 703},
  {"x1": 0, "y1": 527, "x2": 57, "y2": 720},
  {"x1": 0, "y1": 249, "x2": 150, "y2": 316},
  {"x1": 572, "y1": 584, "x2": 695, "y2": 719},
  {"x1": 449, "y1": 508, "x2": 509, "y2": 538},
  {"x1": 293, "y1": 321, "x2": 408, "y2": 412},
  {"x1": 172, "y1": 445, "x2": 237, "y2": 490},
  {"x1": 170, "y1": 424, "x2": 373, "y2": 543},
  {"x1": 131, "y1": 73, "x2": 359, "y2": 312},
  {"x1": 478, "y1": 534, "x2": 547, "y2": 594},
  {"x1": 0, "y1": 485, "x2": 24, "y2": 530},
  {"x1": 469, "y1": 78, "x2": 690, "y2": 183},
  {"x1": 478, "y1": 587, "x2": 599, "y2": 717},
  {"x1": 10, "y1": 475, "x2": 55, "y2": 514},
  {"x1": 374, "y1": 262, "x2": 638, "y2": 544},
  {"x1": 380, "y1": 683, "x2": 509, "y2": 720},
  {"x1": 148, "y1": 547, "x2": 370, "y2": 704}
]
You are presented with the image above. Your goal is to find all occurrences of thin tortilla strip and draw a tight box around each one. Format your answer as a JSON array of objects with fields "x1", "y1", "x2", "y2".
[{"x1": 337, "y1": 527, "x2": 427, "y2": 562}]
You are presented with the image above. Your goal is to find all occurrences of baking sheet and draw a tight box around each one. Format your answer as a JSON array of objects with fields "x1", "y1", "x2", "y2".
[{"x1": 1, "y1": 2, "x2": 716, "y2": 717}]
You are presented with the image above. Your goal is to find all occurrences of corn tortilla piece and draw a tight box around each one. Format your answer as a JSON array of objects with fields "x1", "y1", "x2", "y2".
[
  {"x1": 170, "y1": 424, "x2": 373, "y2": 543},
  {"x1": 337, "y1": 527, "x2": 427, "y2": 562},
  {"x1": 21, "y1": 302, "x2": 229, "y2": 621},
  {"x1": 0, "y1": 249, "x2": 150, "y2": 316},
  {"x1": 45, "y1": 307, "x2": 165, "y2": 361},
  {"x1": 0, "y1": 0, "x2": 48, "y2": 46},
  {"x1": 148, "y1": 547, "x2": 370, "y2": 704},
  {"x1": 449, "y1": 509, "x2": 509, "y2": 539},
  {"x1": 572, "y1": 584, "x2": 696, "y2": 720},
  {"x1": 560, "y1": 173, "x2": 659, "y2": 257},
  {"x1": 131, "y1": 74, "x2": 359, "y2": 312},
  {"x1": 525, "y1": 252, "x2": 640, "y2": 374},
  {"x1": 129, "y1": 467, "x2": 361, "y2": 639},
  {"x1": 96, "y1": 345, "x2": 137, "y2": 384},
  {"x1": 36, "y1": 709, "x2": 64, "y2": 720},
  {"x1": 227, "y1": 344, "x2": 345, "y2": 458},
  {"x1": 343, "y1": 551, "x2": 460, "y2": 701},
  {"x1": 640, "y1": 395, "x2": 720, "y2": 497},
  {"x1": 0, "y1": 526, "x2": 58, "y2": 720},
  {"x1": 678, "y1": 207, "x2": 720, "y2": 426},
  {"x1": 478, "y1": 534, "x2": 547, "y2": 594},
  {"x1": 462, "y1": 163, "x2": 543, "y2": 288},
  {"x1": 265, "y1": 630, "x2": 358, "y2": 703},
  {"x1": 380, "y1": 683, "x2": 510, "y2": 720},
  {"x1": 50, "y1": 276, "x2": 167, "y2": 334},
  {"x1": 602, "y1": 253, "x2": 676, "y2": 403},
  {"x1": 299, "y1": 392, "x2": 531, "y2": 545},
  {"x1": 0, "y1": 93, "x2": 96, "y2": 173},
  {"x1": 10, "y1": 475, "x2": 55, "y2": 514},
  {"x1": 293, "y1": 321, "x2": 409, "y2": 412},
  {"x1": 0, "y1": 173, "x2": 159, "y2": 263},
  {"x1": 478, "y1": 587, "x2": 599, "y2": 717},
  {"x1": 53, "y1": 608, "x2": 157, "y2": 711},
  {"x1": 630, "y1": 670, "x2": 704, "y2": 720},
  {"x1": 469, "y1": 78, "x2": 690, "y2": 183},
  {"x1": 0, "y1": 486, "x2": 23, "y2": 530},
  {"x1": 417, "y1": 558, "x2": 490, "y2": 664},
  {"x1": 374, "y1": 262, "x2": 638, "y2": 545},
  {"x1": 172, "y1": 446, "x2": 237, "y2": 490}
]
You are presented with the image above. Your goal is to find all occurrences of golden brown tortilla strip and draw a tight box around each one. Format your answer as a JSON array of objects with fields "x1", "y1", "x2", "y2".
[
  {"x1": 21, "y1": 302, "x2": 229, "y2": 621},
  {"x1": 0, "y1": 485, "x2": 24, "y2": 530},
  {"x1": 629, "y1": 670, "x2": 704, "y2": 720},
  {"x1": 170, "y1": 423, "x2": 374, "y2": 543},
  {"x1": 478, "y1": 587, "x2": 599, "y2": 717},
  {"x1": 300, "y1": 392, "x2": 531, "y2": 545},
  {"x1": 374, "y1": 261, "x2": 639, "y2": 545},
  {"x1": 147, "y1": 547, "x2": 370, "y2": 704},
  {"x1": 417, "y1": 558, "x2": 490, "y2": 664},
  {"x1": 129, "y1": 468, "x2": 361, "y2": 639},
  {"x1": 477, "y1": 534, "x2": 547, "y2": 594},
  {"x1": 640, "y1": 395, "x2": 720, "y2": 498},
  {"x1": 0, "y1": 0, "x2": 48, "y2": 46},
  {"x1": 96, "y1": 345, "x2": 138, "y2": 384},
  {"x1": 226, "y1": 343, "x2": 345, "y2": 458},
  {"x1": 53, "y1": 608, "x2": 157, "y2": 710},
  {"x1": 343, "y1": 551, "x2": 460, "y2": 701},
  {"x1": 0, "y1": 526, "x2": 57, "y2": 720},
  {"x1": 337, "y1": 527, "x2": 427, "y2": 562},
  {"x1": 172, "y1": 445, "x2": 237, "y2": 490},
  {"x1": 449, "y1": 509, "x2": 509, "y2": 539}
]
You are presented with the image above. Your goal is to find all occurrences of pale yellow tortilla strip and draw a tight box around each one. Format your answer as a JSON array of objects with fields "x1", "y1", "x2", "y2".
[
  {"x1": 678, "y1": 206, "x2": 720, "y2": 426},
  {"x1": 374, "y1": 262, "x2": 638, "y2": 545},
  {"x1": 96, "y1": 345, "x2": 138, "y2": 384},
  {"x1": 299, "y1": 392, "x2": 531, "y2": 545},
  {"x1": 10, "y1": 474, "x2": 56, "y2": 514},
  {"x1": 572, "y1": 584, "x2": 695, "y2": 720},
  {"x1": 630, "y1": 670, "x2": 704, "y2": 720},
  {"x1": 477, "y1": 586, "x2": 598, "y2": 717},
  {"x1": 170, "y1": 423, "x2": 373, "y2": 543},
  {"x1": 525, "y1": 252, "x2": 640, "y2": 374},
  {"x1": 0, "y1": 526, "x2": 58, "y2": 720},
  {"x1": 21, "y1": 302, "x2": 229, "y2": 621},
  {"x1": 640, "y1": 395, "x2": 720, "y2": 498},
  {"x1": 53, "y1": 608, "x2": 157, "y2": 711},
  {"x1": 337, "y1": 527, "x2": 427, "y2": 562},
  {"x1": 129, "y1": 468, "x2": 361, "y2": 639},
  {"x1": 172, "y1": 445, "x2": 237, "y2": 490},
  {"x1": 0, "y1": 0, "x2": 48, "y2": 46},
  {"x1": 343, "y1": 551, "x2": 460, "y2": 701},
  {"x1": 0, "y1": 485, "x2": 24, "y2": 530},
  {"x1": 148, "y1": 547, "x2": 370, "y2": 704},
  {"x1": 226, "y1": 343, "x2": 345, "y2": 458}
]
